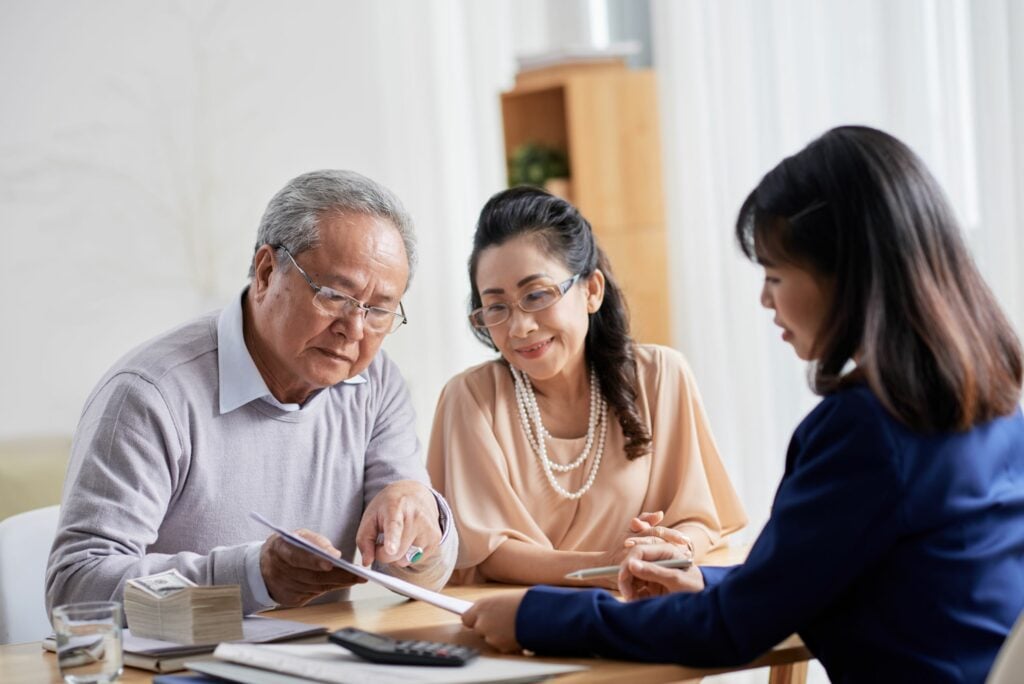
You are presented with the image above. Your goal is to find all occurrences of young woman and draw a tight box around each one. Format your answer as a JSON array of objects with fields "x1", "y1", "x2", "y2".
[
  {"x1": 462, "y1": 127, "x2": 1024, "y2": 682},
  {"x1": 426, "y1": 187, "x2": 746, "y2": 588}
]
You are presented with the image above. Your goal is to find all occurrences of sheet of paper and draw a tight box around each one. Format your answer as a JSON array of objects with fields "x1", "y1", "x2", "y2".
[
  {"x1": 250, "y1": 511, "x2": 473, "y2": 615},
  {"x1": 188, "y1": 658, "x2": 314, "y2": 684},
  {"x1": 213, "y1": 642, "x2": 586, "y2": 684}
]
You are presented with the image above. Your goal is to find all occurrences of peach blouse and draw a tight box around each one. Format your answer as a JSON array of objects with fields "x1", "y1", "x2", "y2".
[{"x1": 427, "y1": 344, "x2": 747, "y2": 584}]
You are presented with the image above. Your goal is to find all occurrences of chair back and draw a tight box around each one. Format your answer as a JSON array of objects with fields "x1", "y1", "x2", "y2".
[
  {"x1": 0, "y1": 505, "x2": 60, "y2": 644},
  {"x1": 988, "y1": 608, "x2": 1024, "y2": 684}
]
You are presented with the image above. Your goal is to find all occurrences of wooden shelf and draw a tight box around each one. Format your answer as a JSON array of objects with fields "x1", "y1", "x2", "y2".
[{"x1": 500, "y1": 62, "x2": 670, "y2": 345}]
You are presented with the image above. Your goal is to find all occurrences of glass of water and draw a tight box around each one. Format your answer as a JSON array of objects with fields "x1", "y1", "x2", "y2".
[{"x1": 52, "y1": 601, "x2": 123, "y2": 684}]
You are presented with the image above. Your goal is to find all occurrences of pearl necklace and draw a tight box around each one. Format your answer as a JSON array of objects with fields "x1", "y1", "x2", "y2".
[{"x1": 510, "y1": 365, "x2": 608, "y2": 500}]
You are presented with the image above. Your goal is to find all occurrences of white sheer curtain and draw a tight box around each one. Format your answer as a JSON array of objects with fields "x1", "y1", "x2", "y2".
[
  {"x1": 361, "y1": 0, "x2": 517, "y2": 440},
  {"x1": 653, "y1": 0, "x2": 1024, "y2": 538},
  {"x1": 363, "y1": 0, "x2": 558, "y2": 439},
  {"x1": 651, "y1": 1, "x2": 1024, "y2": 681}
]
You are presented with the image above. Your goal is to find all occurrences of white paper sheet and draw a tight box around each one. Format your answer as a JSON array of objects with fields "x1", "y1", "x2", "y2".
[
  {"x1": 213, "y1": 642, "x2": 587, "y2": 684},
  {"x1": 250, "y1": 511, "x2": 473, "y2": 615}
]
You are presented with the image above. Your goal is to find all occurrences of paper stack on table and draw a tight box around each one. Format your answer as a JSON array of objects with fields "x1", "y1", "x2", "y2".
[{"x1": 124, "y1": 569, "x2": 244, "y2": 645}]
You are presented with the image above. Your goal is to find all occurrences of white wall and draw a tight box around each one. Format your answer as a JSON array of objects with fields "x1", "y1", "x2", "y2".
[{"x1": 0, "y1": 0, "x2": 548, "y2": 443}]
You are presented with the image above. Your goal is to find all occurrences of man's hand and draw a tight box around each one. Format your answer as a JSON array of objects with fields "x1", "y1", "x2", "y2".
[
  {"x1": 617, "y1": 542, "x2": 704, "y2": 601},
  {"x1": 260, "y1": 530, "x2": 366, "y2": 607},
  {"x1": 462, "y1": 589, "x2": 528, "y2": 653},
  {"x1": 356, "y1": 480, "x2": 442, "y2": 567}
]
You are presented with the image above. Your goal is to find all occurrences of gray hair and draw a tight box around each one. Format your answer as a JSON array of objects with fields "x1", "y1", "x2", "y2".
[{"x1": 248, "y1": 169, "x2": 417, "y2": 282}]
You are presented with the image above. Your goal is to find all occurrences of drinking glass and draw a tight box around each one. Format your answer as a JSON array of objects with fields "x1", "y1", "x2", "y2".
[{"x1": 52, "y1": 601, "x2": 123, "y2": 684}]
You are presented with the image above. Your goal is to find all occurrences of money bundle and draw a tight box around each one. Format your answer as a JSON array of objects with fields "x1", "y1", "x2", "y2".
[{"x1": 124, "y1": 569, "x2": 244, "y2": 645}]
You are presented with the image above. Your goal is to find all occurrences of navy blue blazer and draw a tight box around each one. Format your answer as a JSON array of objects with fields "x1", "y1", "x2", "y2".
[{"x1": 517, "y1": 385, "x2": 1024, "y2": 683}]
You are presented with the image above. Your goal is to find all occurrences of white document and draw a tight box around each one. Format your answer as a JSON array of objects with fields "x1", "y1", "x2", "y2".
[
  {"x1": 250, "y1": 511, "x2": 473, "y2": 615},
  {"x1": 188, "y1": 659, "x2": 313, "y2": 684},
  {"x1": 213, "y1": 642, "x2": 587, "y2": 684}
]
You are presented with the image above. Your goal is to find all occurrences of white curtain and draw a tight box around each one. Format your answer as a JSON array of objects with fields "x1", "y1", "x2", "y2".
[{"x1": 651, "y1": 1, "x2": 1024, "y2": 681}]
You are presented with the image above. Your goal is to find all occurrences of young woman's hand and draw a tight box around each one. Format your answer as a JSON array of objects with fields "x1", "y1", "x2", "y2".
[
  {"x1": 617, "y1": 542, "x2": 704, "y2": 601},
  {"x1": 462, "y1": 589, "x2": 528, "y2": 653},
  {"x1": 574, "y1": 512, "x2": 695, "y2": 591}
]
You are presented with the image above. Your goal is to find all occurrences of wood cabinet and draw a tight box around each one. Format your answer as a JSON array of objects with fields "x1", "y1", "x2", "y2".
[{"x1": 500, "y1": 60, "x2": 671, "y2": 345}]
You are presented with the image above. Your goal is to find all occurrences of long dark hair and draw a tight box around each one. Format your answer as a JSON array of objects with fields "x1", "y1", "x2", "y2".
[
  {"x1": 736, "y1": 125, "x2": 1022, "y2": 431},
  {"x1": 469, "y1": 186, "x2": 652, "y2": 460}
]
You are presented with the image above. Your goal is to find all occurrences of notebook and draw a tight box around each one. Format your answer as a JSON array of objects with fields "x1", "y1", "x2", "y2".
[{"x1": 43, "y1": 615, "x2": 327, "y2": 673}]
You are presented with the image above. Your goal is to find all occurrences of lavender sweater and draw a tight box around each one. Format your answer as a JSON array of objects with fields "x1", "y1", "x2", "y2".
[{"x1": 46, "y1": 310, "x2": 456, "y2": 616}]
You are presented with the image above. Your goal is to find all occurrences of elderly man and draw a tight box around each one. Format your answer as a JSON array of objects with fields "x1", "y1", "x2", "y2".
[{"x1": 46, "y1": 170, "x2": 457, "y2": 615}]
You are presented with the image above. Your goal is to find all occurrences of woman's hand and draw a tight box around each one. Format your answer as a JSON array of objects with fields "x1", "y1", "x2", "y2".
[
  {"x1": 623, "y1": 510, "x2": 694, "y2": 555},
  {"x1": 568, "y1": 512, "x2": 694, "y2": 591},
  {"x1": 617, "y1": 542, "x2": 705, "y2": 601},
  {"x1": 462, "y1": 589, "x2": 528, "y2": 653}
]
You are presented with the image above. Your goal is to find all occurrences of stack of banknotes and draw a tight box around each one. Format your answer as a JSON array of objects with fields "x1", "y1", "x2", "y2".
[{"x1": 124, "y1": 569, "x2": 243, "y2": 645}]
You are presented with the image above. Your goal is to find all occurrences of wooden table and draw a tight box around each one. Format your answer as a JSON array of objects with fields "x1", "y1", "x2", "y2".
[{"x1": 0, "y1": 584, "x2": 811, "y2": 684}]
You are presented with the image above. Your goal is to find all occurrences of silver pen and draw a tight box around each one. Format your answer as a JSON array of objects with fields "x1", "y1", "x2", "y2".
[{"x1": 564, "y1": 557, "x2": 693, "y2": 580}]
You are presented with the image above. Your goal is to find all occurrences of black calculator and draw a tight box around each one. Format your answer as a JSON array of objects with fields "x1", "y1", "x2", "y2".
[{"x1": 328, "y1": 627, "x2": 479, "y2": 667}]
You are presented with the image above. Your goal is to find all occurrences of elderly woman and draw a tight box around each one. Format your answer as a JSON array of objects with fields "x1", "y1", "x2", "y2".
[{"x1": 427, "y1": 186, "x2": 746, "y2": 588}]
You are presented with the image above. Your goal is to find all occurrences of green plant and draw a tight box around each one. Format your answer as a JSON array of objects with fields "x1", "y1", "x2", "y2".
[{"x1": 507, "y1": 142, "x2": 570, "y2": 187}]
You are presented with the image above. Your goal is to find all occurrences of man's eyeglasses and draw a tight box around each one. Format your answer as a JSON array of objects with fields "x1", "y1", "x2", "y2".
[
  {"x1": 469, "y1": 274, "x2": 582, "y2": 329},
  {"x1": 276, "y1": 245, "x2": 408, "y2": 335}
]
